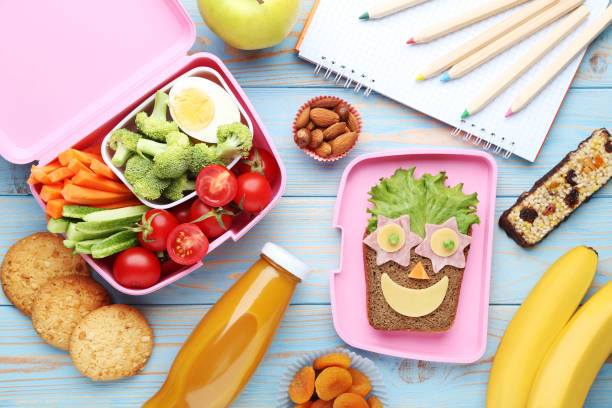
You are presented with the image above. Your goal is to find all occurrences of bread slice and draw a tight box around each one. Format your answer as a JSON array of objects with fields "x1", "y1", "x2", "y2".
[{"x1": 363, "y1": 230, "x2": 470, "y2": 332}]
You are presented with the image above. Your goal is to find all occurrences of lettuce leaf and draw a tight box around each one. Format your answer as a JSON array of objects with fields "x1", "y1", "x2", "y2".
[{"x1": 366, "y1": 167, "x2": 480, "y2": 237}]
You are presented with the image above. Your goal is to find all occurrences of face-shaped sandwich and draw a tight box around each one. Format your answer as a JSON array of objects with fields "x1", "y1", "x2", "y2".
[{"x1": 363, "y1": 167, "x2": 479, "y2": 332}]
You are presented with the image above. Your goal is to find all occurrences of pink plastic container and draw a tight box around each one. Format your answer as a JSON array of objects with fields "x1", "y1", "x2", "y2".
[
  {"x1": 332, "y1": 150, "x2": 497, "y2": 363},
  {"x1": 0, "y1": 0, "x2": 285, "y2": 295}
]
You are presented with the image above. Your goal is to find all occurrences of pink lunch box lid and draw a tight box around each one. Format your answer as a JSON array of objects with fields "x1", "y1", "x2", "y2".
[{"x1": 0, "y1": 0, "x2": 195, "y2": 164}]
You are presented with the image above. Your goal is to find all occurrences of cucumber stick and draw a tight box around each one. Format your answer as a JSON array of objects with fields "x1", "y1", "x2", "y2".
[
  {"x1": 83, "y1": 205, "x2": 149, "y2": 222},
  {"x1": 74, "y1": 215, "x2": 143, "y2": 238},
  {"x1": 63, "y1": 239, "x2": 76, "y2": 249},
  {"x1": 91, "y1": 230, "x2": 138, "y2": 258},
  {"x1": 62, "y1": 205, "x2": 107, "y2": 220},
  {"x1": 47, "y1": 218, "x2": 70, "y2": 234},
  {"x1": 74, "y1": 238, "x2": 105, "y2": 255}
]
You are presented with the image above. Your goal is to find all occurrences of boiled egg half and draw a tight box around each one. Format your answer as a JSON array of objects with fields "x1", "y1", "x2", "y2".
[{"x1": 168, "y1": 77, "x2": 240, "y2": 143}]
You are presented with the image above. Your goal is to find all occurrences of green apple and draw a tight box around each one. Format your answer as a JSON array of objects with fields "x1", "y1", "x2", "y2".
[{"x1": 198, "y1": 0, "x2": 301, "y2": 50}]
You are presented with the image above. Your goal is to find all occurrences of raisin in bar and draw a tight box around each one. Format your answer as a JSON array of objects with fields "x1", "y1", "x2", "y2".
[{"x1": 500, "y1": 128, "x2": 611, "y2": 247}]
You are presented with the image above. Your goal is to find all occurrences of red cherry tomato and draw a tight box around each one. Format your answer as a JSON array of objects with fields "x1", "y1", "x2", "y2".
[
  {"x1": 137, "y1": 209, "x2": 178, "y2": 252},
  {"x1": 113, "y1": 247, "x2": 161, "y2": 289},
  {"x1": 196, "y1": 164, "x2": 237, "y2": 207},
  {"x1": 233, "y1": 172, "x2": 272, "y2": 213},
  {"x1": 171, "y1": 200, "x2": 193, "y2": 224},
  {"x1": 167, "y1": 223, "x2": 209, "y2": 265},
  {"x1": 161, "y1": 258, "x2": 184, "y2": 276},
  {"x1": 237, "y1": 148, "x2": 279, "y2": 183},
  {"x1": 189, "y1": 199, "x2": 235, "y2": 239}
]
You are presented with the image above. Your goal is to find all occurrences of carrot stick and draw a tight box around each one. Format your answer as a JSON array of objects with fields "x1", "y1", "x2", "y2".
[
  {"x1": 27, "y1": 174, "x2": 38, "y2": 185},
  {"x1": 67, "y1": 158, "x2": 94, "y2": 175},
  {"x1": 40, "y1": 183, "x2": 64, "y2": 202},
  {"x1": 38, "y1": 161, "x2": 62, "y2": 174},
  {"x1": 58, "y1": 149, "x2": 103, "y2": 166},
  {"x1": 90, "y1": 158, "x2": 120, "y2": 181},
  {"x1": 45, "y1": 198, "x2": 68, "y2": 219},
  {"x1": 61, "y1": 183, "x2": 133, "y2": 205},
  {"x1": 30, "y1": 167, "x2": 52, "y2": 184},
  {"x1": 48, "y1": 167, "x2": 75, "y2": 183},
  {"x1": 92, "y1": 198, "x2": 143, "y2": 209},
  {"x1": 71, "y1": 170, "x2": 131, "y2": 194}
]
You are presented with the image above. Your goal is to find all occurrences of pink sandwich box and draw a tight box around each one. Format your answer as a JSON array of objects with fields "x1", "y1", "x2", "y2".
[
  {"x1": 331, "y1": 150, "x2": 497, "y2": 363},
  {"x1": 0, "y1": 0, "x2": 285, "y2": 295}
]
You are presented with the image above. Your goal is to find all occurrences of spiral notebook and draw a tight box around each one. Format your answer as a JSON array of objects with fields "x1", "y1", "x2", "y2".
[{"x1": 296, "y1": 0, "x2": 607, "y2": 162}]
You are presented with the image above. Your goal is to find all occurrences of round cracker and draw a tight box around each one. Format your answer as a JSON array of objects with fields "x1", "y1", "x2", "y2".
[
  {"x1": 1, "y1": 232, "x2": 88, "y2": 316},
  {"x1": 70, "y1": 304, "x2": 154, "y2": 381},
  {"x1": 32, "y1": 275, "x2": 111, "y2": 350}
]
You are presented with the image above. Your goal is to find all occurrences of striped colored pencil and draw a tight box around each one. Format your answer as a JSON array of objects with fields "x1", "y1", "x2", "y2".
[
  {"x1": 462, "y1": 6, "x2": 589, "y2": 118},
  {"x1": 507, "y1": 3, "x2": 612, "y2": 116},
  {"x1": 360, "y1": 0, "x2": 431, "y2": 20},
  {"x1": 416, "y1": 0, "x2": 559, "y2": 81},
  {"x1": 441, "y1": 0, "x2": 584, "y2": 81},
  {"x1": 407, "y1": 0, "x2": 531, "y2": 44}
]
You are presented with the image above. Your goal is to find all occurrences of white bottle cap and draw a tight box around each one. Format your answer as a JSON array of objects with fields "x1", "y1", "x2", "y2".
[{"x1": 261, "y1": 242, "x2": 311, "y2": 281}]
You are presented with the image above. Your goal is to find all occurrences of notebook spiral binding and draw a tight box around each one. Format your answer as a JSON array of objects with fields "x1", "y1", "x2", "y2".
[
  {"x1": 451, "y1": 119, "x2": 516, "y2": 159},
  {"x1": 314, "y1": 56, "x2": 374, "y2": 96},
  {"x1": 314, "y1": 57, "x2": 517, "y2": 159}
]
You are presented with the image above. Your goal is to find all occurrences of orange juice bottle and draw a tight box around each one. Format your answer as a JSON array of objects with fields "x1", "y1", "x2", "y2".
[{"x1": 144, "y1": 243, "x2": 310, "y2": 408}]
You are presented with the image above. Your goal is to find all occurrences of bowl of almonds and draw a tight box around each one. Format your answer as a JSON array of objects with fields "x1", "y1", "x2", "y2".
[{"x1": 293, "y1": 96, "x2": 362, "y2": 162}]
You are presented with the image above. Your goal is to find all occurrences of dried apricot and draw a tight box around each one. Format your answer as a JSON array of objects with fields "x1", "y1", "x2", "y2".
[
  {"x1": 367, "y1": 396, "x2": 384, "y2": 408},
  {"x1": 347, "y1": 368, "x2": 371, "y2": 397},
  {"x1": 315, "y1": 366, "x2": 353, "y2": 401},
  {"x1": 333, "y1": 393, "x2": 369, "y2": 408},
  {"x1": 312, "y1": 400, "x2": 334, "y2": 408},
  {"x1": 289, "y1": 366, "x2": 316, "y2": 404},
  {"x1": 313, "y1": 353, "x2": 351, "y2": 370},
  {"x1": 295, "y1": 402, "x2": 313, "y2": 408}
]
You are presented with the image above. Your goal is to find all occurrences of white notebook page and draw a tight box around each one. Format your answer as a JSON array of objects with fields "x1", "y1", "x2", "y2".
[{"x1": 298, "y1": 0, "x2": 607, "y2": 161}]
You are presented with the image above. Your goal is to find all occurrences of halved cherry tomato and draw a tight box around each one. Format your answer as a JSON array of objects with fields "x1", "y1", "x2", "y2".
[
  {"x1": 171, "y1": 200, "x2": 193, "y2": 224},
  {"x1": 113, "y1": 247, "x2": 161, "y2": 289},
  {"x1": 196, "y1": 164, "x2": 238, "y2": 207},
  {"x1": 189, "y1": 199, "x2": 236, "y2": 239},
  {"x1": 234, "y1": 172, "x2": 272, "y2": 213},
  {"x1": 136, "y1": 209, "x2": 178, "y2": 252},
  {"x1": 237, "y1": 148, "x2": 279, "y2": 183},
  {"x1": 167, "y1": 223, "x2": 209, "y2": 265}
]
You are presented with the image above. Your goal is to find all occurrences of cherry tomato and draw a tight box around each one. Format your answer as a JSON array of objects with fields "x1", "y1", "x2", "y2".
[
  {"x1": 196, "y1": 164, "x2": 237, "y2": 207},
  {"x1": 161, "y1": 258, "x2": 184, "y2": 276},
  {"x1": 167, "y1": 223, "x2": 209, "y2": 265},
  {"x1": 171, "y1": 200, "x2": 193, "y2": 224},
  {"x1": 233, "y1": 172, "x2": 272, "y2": 213},
  {"x1": 189, "y1": 199, "x2": 235, "y2": 239},
  {"x1": 237, "y1": 148, "x2": 279, "y2": 183},
  {"x1": 113, "y1": 247, "x2": 161, "y2": 289},
  {"x1": 137, "y1": 209, "x2": 178, "y2": 252}
]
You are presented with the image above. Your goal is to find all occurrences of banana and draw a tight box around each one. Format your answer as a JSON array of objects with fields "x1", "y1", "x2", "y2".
[
  {"x1": 486, "y1": 246, "x2": 598, "y2": 408},
  {"x1": 527, "y1": 278, "x2": 612, "y2": 408}
]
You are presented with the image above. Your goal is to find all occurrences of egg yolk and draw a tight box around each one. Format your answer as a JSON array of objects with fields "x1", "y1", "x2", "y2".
[{"x1": 171, "y1": 87, "x2": 215, "y2": 131}]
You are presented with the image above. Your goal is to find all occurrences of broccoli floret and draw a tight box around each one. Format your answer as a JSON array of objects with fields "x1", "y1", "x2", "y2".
[
  {"x1": 124, "y1": 155, "x2": 154, "y2": 185},
  {"x1": 163, "y1": 174, "x2": 196, "y2": 201},
  {"x1": 132, "y1": 173, "x2": 171, "y2": 201},
  {"x1": 153, "y1": 145, "x2": 190, "y2": 179},
  {"x1": 135, "y1": 91, "x2": 178, "y2": 142},
  {"x1": 165, "y1": 131, "x2": 191, "y2": 148},
  {"x1": 188, "y1": 143, "x2": 224, "y2": 176},
  {"x1": 108, "y1": 129, "x2": 139, "y2": 167},
  {"x1": 215, "y1": 122, "x2": 253, "y2": 161},
  {"x1": 137, "y1": 138, "x2": 166, "y2": 157}
]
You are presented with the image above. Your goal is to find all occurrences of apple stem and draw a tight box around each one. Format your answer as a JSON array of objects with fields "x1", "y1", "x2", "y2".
[{"x1": 257, "y1": 0, "x2": 264, "y2": 4}]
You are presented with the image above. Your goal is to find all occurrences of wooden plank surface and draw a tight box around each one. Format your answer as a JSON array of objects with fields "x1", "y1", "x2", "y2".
[{"x1": 0, "y1": 0, "x2": 611, "y2": 406}]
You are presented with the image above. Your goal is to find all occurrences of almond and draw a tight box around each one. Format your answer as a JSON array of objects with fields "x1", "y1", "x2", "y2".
[
  {"x1": 294, "y1": 128, "x2": 311, "y2": 148},
  {"x1": 347, "y1": 112, "x2": 359, "y2": 132},
  {"x1": 310, "y1": 97, "x2": 339, "y2": 109},
  {"x1": 329, "y1": 132, "x2": 357, "y2": 156},
  {"x1": 323, "y1": 122, "x2": 347, "y2": 141},
  {"x1": 309, "y1": 129, "x2": 324, "y2": 149},
  {"x1": 307, "y1": 121, "x2": 315, "y2": 131},
  {"x1": 334, "y1": 103, "x2": 349, "y2": 121},
  {"x1": 310, "y1": 108, "x2": 339, "y2": 128},
  {"x1": 295, "y1": 106, "x2": 310, "y2": 129},
  {"x1": 315, "y1": 142, "x2": 332, "y2": 158}
]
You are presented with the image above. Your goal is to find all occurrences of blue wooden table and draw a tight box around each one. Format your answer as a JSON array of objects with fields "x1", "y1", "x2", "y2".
[{"x1": 1, "y1": 1, "x2": 611, "y2": 406}]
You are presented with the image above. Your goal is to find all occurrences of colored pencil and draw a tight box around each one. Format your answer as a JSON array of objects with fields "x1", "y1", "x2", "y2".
[
  {"x1": 441, "y1": 0, "x2": 584, "y2": 81},
  {"x1": 416, "y1": 0, "x2": 559, "y2": 81},
  {"x1": 360, "y1": 0, "x2": 431, "y2": 20},
  {"x1": 462, "y1": 6, "x2": 589, "y2": 118},
  {"x1": 507, "y1": 4, "x2": 612, "y2": 116},
  {"x1": 407, "y1": 0, "x2": 531, "y2": 44}
]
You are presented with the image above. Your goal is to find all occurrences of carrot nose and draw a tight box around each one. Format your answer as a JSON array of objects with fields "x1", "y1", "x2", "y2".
[{"x1": 408, "y1": 261, "x2": 429, "y2": 280}]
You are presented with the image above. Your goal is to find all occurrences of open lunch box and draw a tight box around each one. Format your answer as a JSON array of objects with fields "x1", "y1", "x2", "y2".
[{"x1": 0, "y1": 0, "x2": 286, "y2": 295}]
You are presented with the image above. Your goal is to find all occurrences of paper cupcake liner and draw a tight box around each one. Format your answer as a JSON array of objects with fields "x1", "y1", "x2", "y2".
[
  {"x1": 293, "y1": 95, "x2": 363, "y2": 163},
  {"x1": 277, "y1": 347, "x2": 389, "y2": 407}
]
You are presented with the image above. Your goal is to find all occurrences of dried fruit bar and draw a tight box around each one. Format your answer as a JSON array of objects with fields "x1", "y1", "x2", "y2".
[{"x1": 499, "y1": 128, "x2": 611, "y2": 247}]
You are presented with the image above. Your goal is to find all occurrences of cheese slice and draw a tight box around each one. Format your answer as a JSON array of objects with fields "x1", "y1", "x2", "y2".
[{"x1": 380, "y1": 273, "x2": 449, "y2": 317}]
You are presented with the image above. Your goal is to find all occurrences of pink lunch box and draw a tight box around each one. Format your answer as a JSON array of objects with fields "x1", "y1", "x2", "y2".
[{"x1": 0, "y1": 0, "x2": 285, "y2": 295}]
